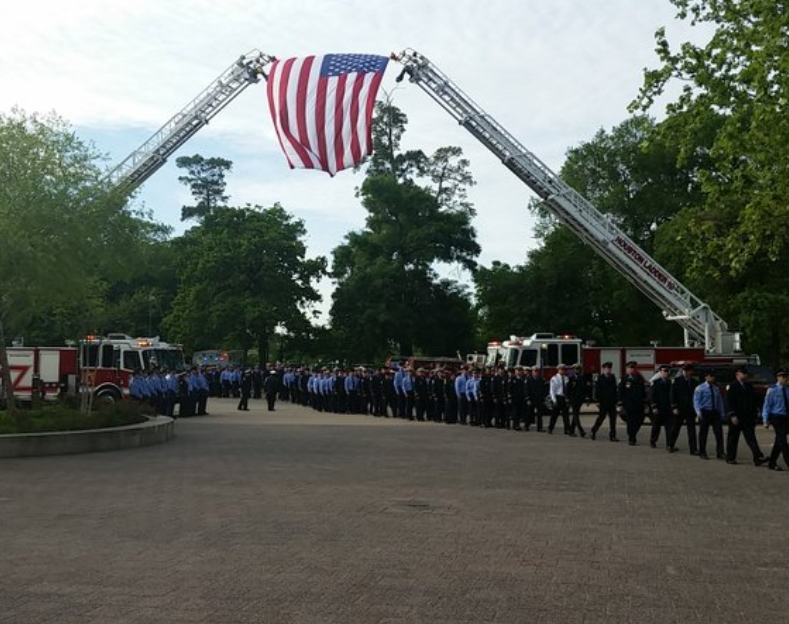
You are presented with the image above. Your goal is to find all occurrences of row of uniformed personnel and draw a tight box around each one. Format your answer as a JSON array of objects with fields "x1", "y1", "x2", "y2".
[{"x1": 288, "y1": 360, "x2": 789, "y2": 472}]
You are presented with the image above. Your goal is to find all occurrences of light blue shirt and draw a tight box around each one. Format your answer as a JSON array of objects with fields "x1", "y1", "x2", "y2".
[
  {"x1": 762, "y1": 383, "x2": 789, "y2": 424},
  {"x1": 455, "y1": 374, "x2": 468, "y2": 398},
  {"x1": 693, "y1": 381, "x2": 725, "y2": 418}
]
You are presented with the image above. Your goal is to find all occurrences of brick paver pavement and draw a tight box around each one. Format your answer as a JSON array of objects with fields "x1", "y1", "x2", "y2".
[{"x1": 1, "y1": 399, "x2": 788, "y2": 624}]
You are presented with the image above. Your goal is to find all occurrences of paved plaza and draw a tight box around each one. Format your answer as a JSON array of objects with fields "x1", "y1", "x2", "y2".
[{"x1": 1, "y1": 399, "x2": 788, "y2": 624}]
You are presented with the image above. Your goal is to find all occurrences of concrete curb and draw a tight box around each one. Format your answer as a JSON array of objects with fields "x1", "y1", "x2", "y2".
[{"x1": 0, "y1": 416, "x2": 175, "y2": 458}]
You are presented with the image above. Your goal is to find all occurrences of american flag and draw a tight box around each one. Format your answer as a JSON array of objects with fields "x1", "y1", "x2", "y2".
[{"x1": 267, "y1": 53, "x2": 389, "y2": 176}]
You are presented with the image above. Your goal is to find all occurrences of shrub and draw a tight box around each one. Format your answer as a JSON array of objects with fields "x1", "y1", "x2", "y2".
[{"x1": 0, "y1": 401, "x2": 151, "y2": 434}]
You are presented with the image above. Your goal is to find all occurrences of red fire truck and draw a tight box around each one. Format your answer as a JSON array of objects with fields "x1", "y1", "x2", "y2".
[
  {"x1": 1, "y1": 334, "x2": 185, "y2": 403},
  {"x1": 483, "y1": 333, "x2": 753, "y2": 380}
]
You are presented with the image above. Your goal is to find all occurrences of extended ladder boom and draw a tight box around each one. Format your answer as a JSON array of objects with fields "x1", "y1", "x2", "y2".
[
  {"x1": 394, "y1": 49, "x2": 740, "y2": 355},
  {"x1": 106, "y1": 50, "x2": 275, "y2": 192}
]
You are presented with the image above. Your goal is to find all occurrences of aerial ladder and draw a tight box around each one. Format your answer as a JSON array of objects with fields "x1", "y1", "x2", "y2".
[
  {"x1": 392, "y1": 49, "x2": 741, "y2": 356},
  {"x1": 105, "y1": 49, "x2": 275, "y2": 192}
]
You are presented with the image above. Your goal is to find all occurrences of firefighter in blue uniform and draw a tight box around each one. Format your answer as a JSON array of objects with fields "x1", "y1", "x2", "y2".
[{"x1": 761, "y1": 368, "x2": 789, "y2": 471}]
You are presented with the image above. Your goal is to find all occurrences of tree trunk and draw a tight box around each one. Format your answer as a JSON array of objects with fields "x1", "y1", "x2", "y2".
[
  {"x1": 257, "y1": 334, "x2": 269, "y2": 369},
  {"x1": 0, "y1": 318, "x2": 17, "y2": 415}
]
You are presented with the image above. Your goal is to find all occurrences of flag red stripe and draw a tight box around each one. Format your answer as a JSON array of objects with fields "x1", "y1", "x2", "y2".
[
  {"x1": 347, "y1": 73, "x2": 365, "y2": 166},
  {"x1": 277, "y1": 59, "x2": 313, "y2": 169},
  {"x1": 364, "y1": 71, "x2": 385, "y2": 155},
  {"x1": 333, "y1": 73, "x2": 348, "y2": 175},
  {"x1": 266, "y1": 62, "x2": 294, "y2": 169},
  {"x1": 315, "y1": 74, "x2": 329, "y2": 172},
  {"x1": 295, "y1": 56, "x2": 315, "y2": 168}
]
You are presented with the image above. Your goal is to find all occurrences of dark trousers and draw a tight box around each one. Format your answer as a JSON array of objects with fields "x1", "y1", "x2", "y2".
[
  {"x1": 669, "y1": 409, "x2": 698, "y2": 453},
  {"x1": 768, "y1": 416, "x2": 789, "y2": 468},
  {"x1": 238, "y1": 393, "x2": 249, "y2": 411},
  {"x1": 569, "y1": 401, "x2": 585, "y2": 435},
  {"x1": 624, "y1": 404, "x2": 643, "y2": 443},
  {"x1": 511, "y1": 398, "x2": 525, "y2": 429},
  {"x1": 197, "y1": 389, "x2": 208, "y2": 415},
  {"x1": 457, "y1": 395, "x2": 468, "y2": 424},
  {"x1": 266, "y1": 391, "x2": 276, "y2": 411},
  {"x1": 699, "y1": 410, "x2": 724, "y2": 457},
  {"x1": 726, "y1": 421, "x2": 763, "y2": 463},
  {"x1": 527, "y1": 402, "x2": 544, "y2": 431},
  {"x1": 650, "y1": 408, "x2": 672, "y2": 446},
  {"x1": 592, "y1": 403, "x2": 617, "y2": 439},
  {"x1": 549, "y1": 397, "x2": 570, "y2": 433},
  {"x1": 468, "y1": 398, "x2": 478, "y2": 425}
]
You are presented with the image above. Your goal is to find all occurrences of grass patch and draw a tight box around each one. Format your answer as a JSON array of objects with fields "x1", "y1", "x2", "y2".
[{"x1": 0, "y1": 400, "x2": 154, "y2": 434}]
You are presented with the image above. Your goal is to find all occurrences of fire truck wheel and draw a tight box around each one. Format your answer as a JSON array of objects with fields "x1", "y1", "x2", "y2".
[{"x1": 95, "y1": 388, "x2": 122, "y2": 404}]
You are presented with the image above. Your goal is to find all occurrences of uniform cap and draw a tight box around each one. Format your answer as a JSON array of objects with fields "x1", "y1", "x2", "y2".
[
  {"x1": 776, "y1": 369, "x2": 788, "y2": 377},
  {"x1": 658, "y1": 364, "x2": 670, "y2": 372},
  {"x1": 735, "y1": 365, "x2": 749, "y2": 375},
  {"x1": 681, "y1": 363, "x2": 695, "y2": 371},
  {"x1": 601, "y1": 362, "x2": 613, "y2": 369}
]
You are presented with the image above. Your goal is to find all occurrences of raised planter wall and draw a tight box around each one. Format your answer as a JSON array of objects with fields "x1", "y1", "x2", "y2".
[{"x1": 0, "y1": 416, "x2": 175, "y2": 458}]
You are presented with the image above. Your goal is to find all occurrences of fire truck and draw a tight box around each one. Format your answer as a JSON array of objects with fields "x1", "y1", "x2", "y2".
[
  {"x1": 483, "y1": 333, "x2": 751, "y2": 380},
  {"x1": 0, "y1": 334, "x2": 185, "y2": 403}
]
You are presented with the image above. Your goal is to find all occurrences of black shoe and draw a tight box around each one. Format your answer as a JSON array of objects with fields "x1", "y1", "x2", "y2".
[
  {"x1": 755, "y1": 456, "x2": 769, "y2": 466},
  {"x1": 690, "y1": 450, "x2": 700, "y2": 456},
  {"x1": 699, "y1": 454, "x2": 710, "y2": 460},
  {"x1": 717, "y1": 454, "x2": 726, "y2": 460},
  {"x1": 610, "y1": 437, "x2": 619, "y2": 442},
  {"x1": 579, "y1": 430, "x2": 586, "y2": 438},
  {"x1": 726, "y1": 459, "x2": 738, "y2": 465},
  {"x1": 649, "y1": 441, "x2": 657, "y2": 449},
  {"x1": 567, "y1": 432, "x2": 577, "y2": 437},
  {"x1": 668, "y1": 447, "x2": 678, "y2": 453},
  {"x1": 513, "y1": 426, "x2": 522, "y2": 431},
  {"x1": 768, "y1": 464, "x2": 784, "y2": 471},
  {"x1": 590, "y1": 430, "x2": 597, "y2": 440},
  {"x1": 547, "y1": 429, "x2": 554, "y2": 434},
  {"x1": 628, "y1": 441, "x2": 637, "y2": 446}
]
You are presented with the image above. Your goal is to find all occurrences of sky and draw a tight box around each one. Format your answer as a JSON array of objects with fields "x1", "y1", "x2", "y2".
[{"x1": 0, "y1": 0, "x2": 710, "y2": 321}]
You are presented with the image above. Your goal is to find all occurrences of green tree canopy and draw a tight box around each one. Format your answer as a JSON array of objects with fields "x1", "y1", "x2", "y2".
[
  {"x1": 176, "y1": 154, "x2": 232, "y2": 222},
  {"x1": 632, "y1": 0, "x2": 789, "y2": 364},
  {"x1": 329, "y1": 102, "x2": 479, "y2": 362},
  {"x1": 164, "y1": 203, "x2": 326, "y2": 363}
]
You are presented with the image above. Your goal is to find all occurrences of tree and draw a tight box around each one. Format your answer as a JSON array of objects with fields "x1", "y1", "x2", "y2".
[
  {"x1": 632, "y1": 0, "x2": 789, "y2": 363},
  {"x1": 0, "y1": 110, "x2": 126, "y2": 410},
  {"x1": 176, "y1": 154, "x2": 232, "y2": 222},
  {"x1": 329, "y1": 102, "x2": 480, "y2": 361},
  {"x1": 164, "y1": 204, "x2": 326, "y2": 363}
]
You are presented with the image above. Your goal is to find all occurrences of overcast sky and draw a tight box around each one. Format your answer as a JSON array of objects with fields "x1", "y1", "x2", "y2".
[{"x1": 1, "y1": 0, "x2": 710, "y2": 320}]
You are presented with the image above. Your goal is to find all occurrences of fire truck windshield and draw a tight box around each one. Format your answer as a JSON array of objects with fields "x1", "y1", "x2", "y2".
[{"x1": 142, "y1": 348, "x2": 185, "y2": 371}]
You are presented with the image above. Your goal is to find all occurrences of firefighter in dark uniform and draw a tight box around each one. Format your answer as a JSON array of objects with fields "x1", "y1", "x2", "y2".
[
  {"x1": 650, "y1": 364, "x2": 674, "y2": 450},
  {"x1": 526, "y1": 366, "x2": 547, "y2": 432},
  {"x1": 568, "y1": 364, "x2": 586, "y2": 437},
  {"x1": 492, "y1": 367, "x2": 508, "y2": 429},
  {"x1": 619, "y1": 361, "x2": 646, "y2": 446},
  {"x1": 669, "y1": 363, "x2": 699, "y2": 455},
  {"x1": 725, "y1": 366, "x2": 768, "y2": 465},
  {"x1": 264, "y1": 369, "x2": 278, "y2": 411},
  {"x1": 591, "y1": 362, "x2": 619, "y2": 441},
  {"x1": 414, "y1": 368, "x2": 428, "y2": 422},
  {"x1": 238, "y1": 369, "x2": 251, "y2": 411},
  {"x1": 510, "y1": 367, "x2": 526, "y2": 431}
]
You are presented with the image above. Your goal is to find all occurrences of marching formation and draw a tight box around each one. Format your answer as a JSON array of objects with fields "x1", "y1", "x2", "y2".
[{"x1": 129, "y1": 360, "x2": 789, "y2": 473}]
